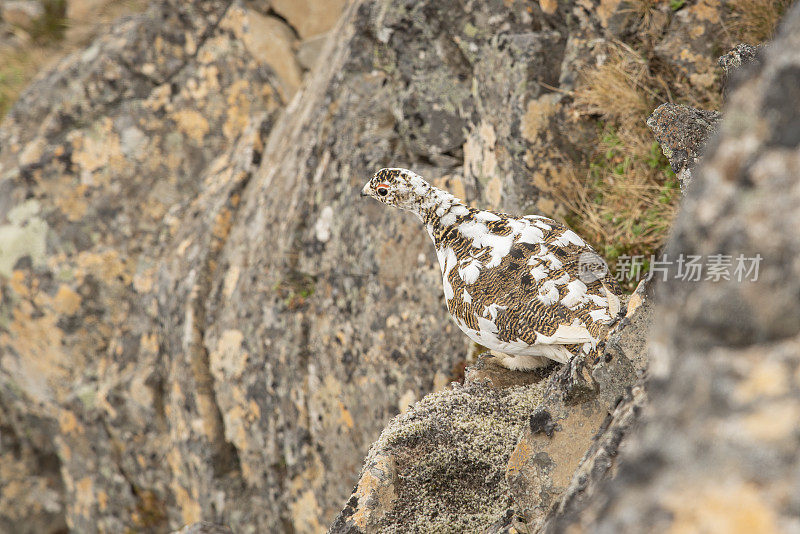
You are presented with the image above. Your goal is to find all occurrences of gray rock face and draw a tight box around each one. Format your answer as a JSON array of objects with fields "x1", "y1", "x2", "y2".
[
  {"x1": 546, "y1": 2, "x2": 800, "y2": 531},
  {"x1": 330, "y1": 284, "x2": 651, "y2": 533},
  {"x1": 647, "y1": 103, "x2": 721, "y2": 192},
  {"x1": 1, "y1": 0, "x2": 622, "y2": 530},
  {"x1": 1, "y1": 0, "x2": 795, "y2": 533},
  {"x1": 0, "y1": 1, "x2": 291, "y2": 532}
]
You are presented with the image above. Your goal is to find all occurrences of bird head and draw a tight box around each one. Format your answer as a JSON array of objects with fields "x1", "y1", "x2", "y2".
[{"x1": 361, "y1": 168, "x2": 431, "y2": 213}]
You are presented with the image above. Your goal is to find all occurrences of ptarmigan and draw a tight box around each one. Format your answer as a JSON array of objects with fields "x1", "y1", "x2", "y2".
[{"x1": 361, "y1": 168, "x2": 623, "y2": 371}]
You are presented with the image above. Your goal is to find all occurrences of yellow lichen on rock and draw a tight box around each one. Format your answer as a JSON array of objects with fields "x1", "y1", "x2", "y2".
[
  {"x1": 539, "y1": 0, "x2": 558, "y2": 15},
  {"x1": 223, "y1": 79, "x2": 255, "y2": 139},
  {"x1": 348, "y1": 454, "x2": 397, "y2": 530},
  {"x1": 521, "y1": 95, "x2": 559, "y2": 143},
  {"x1": 664, "y1": 481, "x2": 778, "y2": 534},
  {"x1": 53, "y1": 284, "x2": 82, "y2": 315},
  {"x1": 291, "y1": 490, "x2": 324, "y2": 534},
  {"x1": 210, "y1": 329, "x2": 247, "y2": 381},
  {"x1": 69, "y1": 118, "x2": 124, "y2": 186},
  {"x1": 172, "y1": 110, "x2": 210, "y2": 143}
]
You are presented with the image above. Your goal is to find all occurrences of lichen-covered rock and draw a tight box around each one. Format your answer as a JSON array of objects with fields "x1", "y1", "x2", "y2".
[
  {"x1": 330, "y1": 285, "x2": 652, "y2": 533},
  {"x1": 718, "y1": 42, "x2": 764, "y2": 91},
  {"x1": 647, "y1": 103, "x2": 721, "y2": 191},
  {"x1": 172, "y1": 522, "x2": 234, "y2": 534},
  {"x1": 647, "y1": 43, "x2": 773, "y2": 193},
  {"x1": 3, "y1": 0, "x2": 609, "y2": 530},
  {"x1": 654, "y1": 1, "x2": 729, "y2": 95},
  {"x1": 0, "y1": 1, "x2": 771, "y2": 533},
  {"x1": 328, "y1": 379, "x2": 547, "y2": 533},
  {"x1": 0, "y1": 0, "x2": 290, "y2": 531},
  {"x1": 547, "y1": 2, "x2": 800, "y2": 530}
]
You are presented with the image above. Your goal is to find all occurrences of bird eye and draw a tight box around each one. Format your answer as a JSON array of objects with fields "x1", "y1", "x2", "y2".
[{"x1": 377, "y1": 186, "x2": 389, "y2": 197}]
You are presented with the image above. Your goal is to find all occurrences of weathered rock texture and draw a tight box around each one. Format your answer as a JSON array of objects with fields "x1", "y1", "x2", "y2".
[
  {"x1": 0, "y1": 1, "x2": 318, "y2": 532},
  {"x1": 0, "y1": 0, "x2": 776, "y2": 533},
  {"x1": 718, "y1": 42, "x2": 764, "y2": 91},
  {"x1": 330, "y1": 284, "x2": 651, "y2": 533},
  {"x1": 647, "y1": 103, "x2": 721, "y2": 191},
  {"x1": 544, "y1": 2, "x2": 800, "y2": 531}
]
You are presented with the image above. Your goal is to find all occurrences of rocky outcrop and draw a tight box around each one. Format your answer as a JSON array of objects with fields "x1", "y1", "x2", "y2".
[
  {"x1": 646, "y1": 41, "x2": 767, "y2": 193},
  {"x1": 646, "y1": 103, "x2": 720, "y2": 191},
  {"x1": 332, "y1": 3, "x2": 800, "y2": 529},
  {"x1": 2, "y1": 0, "x2": 658, "y2": 531},
  {"x1": 718, "y1": 43, "x2": 763, "y2": 91},
  {"x1": 544, "y1": 2, "x2": 800, "y2": 530},
  {"x1": 0, "y1": 1, "x2": 313, "y2": 532},
  {"x1": 1, "y1": 0, "x2": 791, "y2": 533},
  {"x1": 330, "y1": 282, "x2": 651, "y2": 533}
]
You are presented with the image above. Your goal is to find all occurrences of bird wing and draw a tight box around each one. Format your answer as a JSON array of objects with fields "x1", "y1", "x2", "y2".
[{"x1": 462, "y1": 215, "x2": 619, "y2": 345}]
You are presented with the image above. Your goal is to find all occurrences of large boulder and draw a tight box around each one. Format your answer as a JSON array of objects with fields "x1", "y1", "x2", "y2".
[
  {"x1": 0, "y1": 0, "x2": 293, "y2": 531},
  {"x1": 329, "y1": 279, "x2": 651, "y2": 533},
  {"x1": 545, "y1": 2, "x2": 800, "y2": 530},
  {"x1": 1, "y1": 0, "x2": 784, "y2": 533}
]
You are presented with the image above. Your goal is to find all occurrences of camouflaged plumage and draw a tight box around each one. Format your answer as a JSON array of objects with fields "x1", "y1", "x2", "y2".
[{"x1": 362, "y1": 168, "x2": 623, "y2": 369}]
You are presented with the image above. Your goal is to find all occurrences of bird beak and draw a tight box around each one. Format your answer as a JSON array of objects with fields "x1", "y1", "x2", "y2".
[{"x1": 360, "y1": 184, "x2": 370, "y2": 198}]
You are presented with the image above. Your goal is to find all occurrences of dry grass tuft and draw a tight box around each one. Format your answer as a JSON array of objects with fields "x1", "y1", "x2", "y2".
[
  {"x1": 559, "y1": 0, "x2": 789, "y2": 290},
  {"x1": 727, "y1": 0, "x2": 794, "y2": 44},
  {"x1": 573, "y1": 45, "x2": 655, "y2": 130},
  {"x1": 563, "y1": 43, "x2": 681, "y2": 289}
]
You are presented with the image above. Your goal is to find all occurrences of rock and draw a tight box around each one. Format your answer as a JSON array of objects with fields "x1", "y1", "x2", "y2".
[
  {"x1": 270, "y1": 0, "x2": 348, "y2": 39},
  {"x1": 547, "y1": 2, "x2": 800, "y2": 530},
  {"x1": 0, "y1": 1, "x2": 288, "y2": 532},
  {"x1": 647, "y1": 103, "x2": 721, "y2": 191},
  {"x1": 296, "y1": 32, "x2": 330, "y2": 72},
  {"x1": 0, "y1": 0, "x2": 780, "y2": 533},
  {"x1": 718, "y1": 42, "x2": 762, "y2": 79},
  {"x1": 654, "y1": 1, "x2": 728, "y2": 94},
  {"x1": 0, "y1": 414, "x2": 68, "y2": 534},
  {"x1": 505, "y1": 398, "x2": 609, "y2": 530},
  {"x1": 330, "y1": 286, "x2": 652, "y2": 532},
  {"x1": 328, "y1": 379, "x2": 548, "y2": 533},
  {"x1": 539, "y1": 381, "x2": 647, "y2": 532},
  {"x1": 648, "y1": 42, "x2": 774, "y2": 192},
  {"x1": 1, "y1": 1, "x2": 43, "y2": 29},
  {"x1": 233, "y1": 8, "x2": 302, "y2": 99},
  {"x1": 172, "y1": 522, "x2": 235, "y2": 534},
  {"x1": 191, "y1": 1, "x2": 629, "y2": 531}
]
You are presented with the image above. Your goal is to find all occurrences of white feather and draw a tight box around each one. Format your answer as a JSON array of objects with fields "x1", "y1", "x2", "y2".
[{"x1": 535, "y1": 324, "x2": 595, "y2": 345}]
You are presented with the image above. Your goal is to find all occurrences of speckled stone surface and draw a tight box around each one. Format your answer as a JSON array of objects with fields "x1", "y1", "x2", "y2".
[
  {"x1": 329, "y1": 288, "x2": 649, "y2": 533},
  {"x1": 0, "y1": 0, "x2": 787, "y2": 533},
  {"x1": 545, "y1": 3, "x2": 800, "y2": 531},
  {"x1": 647, "y1": 103, "x2": 721, "y2": 191}
]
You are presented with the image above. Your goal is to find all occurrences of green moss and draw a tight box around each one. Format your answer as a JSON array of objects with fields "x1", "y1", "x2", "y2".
[
  {"x1": 274, "y1": 271, "x2": 316, "y2": 310},
  {"x1": 669, "y1": 0, "x2": 686, "y2": 11}
]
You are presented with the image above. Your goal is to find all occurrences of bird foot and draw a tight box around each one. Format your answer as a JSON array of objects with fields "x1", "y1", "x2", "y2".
[{"x1": 488, "y1": 351, "x2": 554, "y2": 371}]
